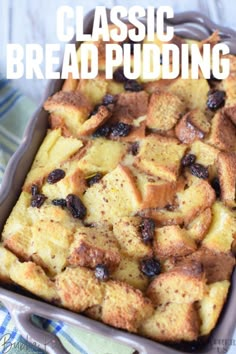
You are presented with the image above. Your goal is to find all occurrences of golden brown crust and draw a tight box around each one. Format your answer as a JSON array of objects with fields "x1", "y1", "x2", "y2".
[
  {"x1": 217, "y1": 152, "x2": 236, "y2": 207},
  {"x1": 208, "y1": 111, "x2": 236, "y2": 151}
]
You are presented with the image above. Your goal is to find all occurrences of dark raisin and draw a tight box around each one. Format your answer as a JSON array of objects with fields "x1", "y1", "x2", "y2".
[
  {"x1": 89, "y1": 104, "x2": 101, "y2": 117},
  {"x1": 131, "y1": 142, "x2": 139, "y2": 156},
  {"x1": 181, "y1": 154, "x2": 196, "y2": 167},
  {"x1": 66, "y1": 194, "x2": 86, "y2": 219},
  {"x1": 92, "y1": 124, "x2": 110, "y2": 138},
  {"x1": 102, "y1": 94, "x2": 116, "y2": 105},
  {"x1": 140, "y1": 258, "x2": 161, "y2": 277},
  {"x1": 111, "y1": 122, "x2": 131, "y2": 137},
  {"x1": 95, "y1": 264, "x2": 109, "y2": 281},
  {"x1": 207, "y1": 90, "x2": 225, "y2": 110},
  {"x1": 190, "y1": 163, "x2": 209, "y2": 179},
  {"x1": 140, "y1": 218, "x2": 155, "y2": 243},
  {"x1": 166, "y1": 204, "x2": 176, "y2": 211},
  {"x1": 160, "y1": 54, "x2": 163, "y2": 65},
  {"x1": 52, "y1": 198, "x2": 67, "y2": 207},
  {"x1": 211, "y1": 177, "x2": 221, "y2": 198},
  {"x1": 31, "y1": 194, "x2": 47, "y2": 208},
  {"x1": 124, "y1": 80, "x2": 143, "y2": 92},
  {"x1": 87, "y1": 173, "x2": 103, "y2": 187},
  {"x1": 113, "y1": 67, "x2": 128, "y2": 83},
  {"x1": 47, "y1": 169, "x2": 65, "y2": 184},
  {"x1": 31, "y1": 184, "x2": 39, "y2": 196}
]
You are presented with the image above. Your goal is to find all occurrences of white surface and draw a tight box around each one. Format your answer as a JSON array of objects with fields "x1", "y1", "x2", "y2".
[{"x1": 0, "y1": 0, "x2": 236, "y2": 353}]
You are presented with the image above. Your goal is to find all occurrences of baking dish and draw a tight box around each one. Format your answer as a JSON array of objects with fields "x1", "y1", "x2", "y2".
[{"x1": 0, "y1": 9, "x2": 236, "y2": 354}]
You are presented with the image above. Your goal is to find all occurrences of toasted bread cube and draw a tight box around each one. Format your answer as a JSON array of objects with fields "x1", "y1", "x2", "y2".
[
  {"x1": 84, "y1": 305, "x2": 103, "y2": 321},
  {"x1": 44, "y1": 91, "x2": 92, "y2": 135},
  {"x1": 130, "y1": 165, "x2": 183, "y2": 209},
  {"x1": 169, "y1": 78, "x2": 209, "y2": 112},
  {"x1": 175, "y1": 109, "x2": 210, "y2": 144},
  {"x1": 147, "y1": 91, "x2": 185, "y2": 130},
  {"x1": 202, "y1": 202, "x2": 236, "y2": 253},
  {"x1": 30, "y1": 220, "x2": 73, "y2": 275},
  {"x1": 101, "y1": 280, "x2": 154, "y2": 332},
  {"x1": 55, "y1": 266, "x2": 104, "y2": 312},
  {"x1": 10, "y1": 261, "x2": 58, "y2": 301},
  {"x1": 83, "y1": 165, "x2": 141, "y2": 224},
  {"x1": 139, "y1": 302, "x2": 199, "y2": 342},
  {"x1": 134, "y1": 134, "x2": 187, "y2": 182},
  {"x1": 217, "y1": 152, "x2": 236, "y2": 207},
  {"x1": 0, "y1": 245, "x2": 18, "y2": 283},
  {"x1": 111, "y1": 255, "x2": 149, "y2": 291},
  {"x1": 42, "y1": 161, "x2": 87, "y2": 199},
  {"x1": 187, "y1": 208, "x2": 212, "y2": 242},
  {"x1": 224, "y1": 103, "x2": 236, "y2": 124},
  {"x1": 77, "y1": 76, "x2": 108, "y2": 106},
  {"x1": 153, "y1": 225, "x2": 196, "y2": 260},
  {"x1": 62, "y1": 73, "x2": 78, "y2": 92},
  {"x1": 113, "y1": 217, "x2": 152, "y2": 259},
  {"x1": 182, "y1": 247, "x2": 235, "y2": 283},
  {"x1": 77, "y1": 138, "x2": 128, "y2": 175},
  {"x1": 77, "y1": 105, "x2": 112, "y2": 137},
  {"x1": 198, "y1": 281, "x2": 230, "y2": 336},
  {"x1": 143, "y1": 180, "x2": 215, "y2": 226},
  {"x1": 208, "y1": 111, "x2": 236, "y2": 152},
  {"x1": 223, "y1": 73, "x2": 236, "y2": 108},
  {"x1": 68, "y1": 226, "x2": 120, "y2": 270},
  {"x1": 147, "y1": 262, "x2": 206, "y2": 305},
  {"x1": 23, "y1": 129, "x2": 83, "y2": 191}
]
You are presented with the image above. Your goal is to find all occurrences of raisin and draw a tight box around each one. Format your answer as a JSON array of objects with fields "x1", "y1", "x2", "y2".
[
  {"x1": 190, "y1": 163, "x2": 209, "y2": 179},
  {"x1": 31, "y1": 184, "x2": 39, "y2": 196},
  {"x1": 113, "y1": 67, "x2": 127, "y2": 83},
  {"x1": 47, "y1": 169, "x2": 65, "y2": 184},
  {"x1": 87, "y1": 173, "x2": 102, "y2": 187},
  {"x1": 66, "y1": 194, "x2": 86, "y2": 219},
  {"x1": 89, "y1": 104, "x2": 101, "y2": 117},
  {"x1": 111, "y1": 122, "x2": 131, "y2": 137},
  {"x1": 181, "y1": 154, "x2": 196, "y2": 167},
  {"x1": 131, "y1": 142, "x2": 139, "y2": 156},
  {"x1": 92, "y1": 124, "x2": 110, "y2": 138},
  {"x1": 31, "y1": 194, "x2": 47, "y2": 208},
  {"x1": 124, "y1": 80, "x2": 143, "y2": 92},
  {"x1": 140, "y1": 258, "x2": 161, "y2": 277},
  {"x1": 52, "y1": 198, "x2": 67, "y2": 207},
  {"x1": 211, "y1": 177, "x2": 221, "y2": 198},
  {"x1": 140, "y1": 218, "x2": 155, "y2": 243},
  {"x1": 207, "y1": 90, "x2": 225, "y2": 110},
  {"x1": 160, "y1": 54, "x2": 163, "y2": 65},
  {"x1": 102, "y1": 94, "x2": 116, "y2": 105},
  {"x1": 95, "y1": 264, "x2": 109, "y2": 281}
]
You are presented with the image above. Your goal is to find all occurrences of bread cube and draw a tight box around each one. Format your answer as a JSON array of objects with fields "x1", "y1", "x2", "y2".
[
  {"x1": 187, "y1": 208, "x2": 212, "y2": 242},
  {"x1": 169, "y1": 77, "x2": 209, "y2": 112},
  {"x1": 23, "y1": 129, "x2": 83, "y2": 191},
  {"x1": 10, "y1": 261, "x2": 58, "y2": 302},
  {"x1": 139, "y1": 302, "x2": 199, "y2": 342},
  {"x1": 175, "y1": 109, "x2": 210, "y2": 144},
  {"x1": 0, "y1": 245, "x2": 18, "y2": 283},
  {"x1": 77, "y1": 75, "x2": 108, "y2": 105},
  {"x1": 134, "y1": 134, "x2": 187, "y2": 182},
  {"x1": 153, "y1": 225, "x2": 196, "y2": 260},
  {"x1": 198, "y1": 280, "x2": 230, "y2": 336},
  {"x1": 113, "y1": 217, "x2": 152, "y2": 259},
  {"x1": 30, "y1": 220, "x2": 73, "y2": 275},
  {"x1": 77, "y1": 138, "x2": 128, "y2": 175},
  {"x1": 111, "y1": 255, "x2": 149, "y2": 291},
  {"x1": 83, "y1": 165, "x2": 141, "y2": 224},
  {"x1": 77, "y1": 105, "x2": 112, "y2": 137},
  {"x1": 208, "y1": 111, "x2": 236, "y2": 152},
  {"x1": 202, "y1": 202, "x2": 236, "y2": 253},
  {"x1": 147, "y1": 91, "x2": 185, "y2": 131},
  {"x1": 55, "y1": 266, "x2": 104, "y2": 312},
  {"x1": 182, "y1": 247, "x2": 235, "y2": 283},
  {"x1": 217, "y1": 152, "x2": 236, "y2": 207},
  {"x1": 101, "y1": 280, "x2": 154, "y2": 332},
  {"x1": 147, "y1": 262, "x2": 206, "y2": 305},
  {"x1": 44, "y1": 91, "x2": 92, "y2": 135},
  {"x1": 68, "y1": 226, "x2": 120, "y2": 270}
]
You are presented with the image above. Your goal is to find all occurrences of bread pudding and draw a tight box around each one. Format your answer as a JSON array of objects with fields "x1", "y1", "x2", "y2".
[{"x1": 1, "y1": 27, "x2": 236, "y2": 347}]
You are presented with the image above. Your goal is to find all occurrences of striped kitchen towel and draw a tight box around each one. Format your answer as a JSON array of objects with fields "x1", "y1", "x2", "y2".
[{"x1": 0, "y1": 75, "x2": 133, "y2": 354}]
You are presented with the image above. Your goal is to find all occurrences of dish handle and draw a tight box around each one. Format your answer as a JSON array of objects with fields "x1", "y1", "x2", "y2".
[{"x1": 0, "y1": 297, "x2": 69, "y2": 354}]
